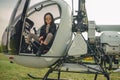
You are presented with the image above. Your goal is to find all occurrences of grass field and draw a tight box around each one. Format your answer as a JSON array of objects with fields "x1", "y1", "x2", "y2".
[{"x1": 0, "y1": 53, "x2": 120, "y2": 80}]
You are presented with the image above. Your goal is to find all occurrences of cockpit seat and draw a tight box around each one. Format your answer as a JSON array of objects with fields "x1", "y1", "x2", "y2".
[
  {"x1": 30, "y1": 24, "x2": 59, "y2": 56},
  {"x1": 31, "y1": 41, "x2": 50, "y2": 55}
]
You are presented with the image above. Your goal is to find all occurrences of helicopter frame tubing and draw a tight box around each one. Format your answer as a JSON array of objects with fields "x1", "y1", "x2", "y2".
[{"x1": 27, "y1": 53, "x2": 110, "y2": 80}]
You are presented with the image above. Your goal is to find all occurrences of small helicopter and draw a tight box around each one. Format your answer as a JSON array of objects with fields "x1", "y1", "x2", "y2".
[{"x1": 1, "y1": 0, "x2": 120, "y2": 80}]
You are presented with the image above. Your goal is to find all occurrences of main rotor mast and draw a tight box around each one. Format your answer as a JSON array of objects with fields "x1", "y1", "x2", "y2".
[{"x1": 72, "y1": 0, "x2": 88, "y2": 32}]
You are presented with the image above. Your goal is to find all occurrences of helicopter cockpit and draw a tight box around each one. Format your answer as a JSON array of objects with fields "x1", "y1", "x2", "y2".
[
  {"x1": 2, "y1": 0, "x2": 72, "y2": 56},
  {"x1": 1, "y1": 0, "x2": 72, "y2": 68},
  {"x1": 14, "y1": 0, "x2": 61, "y2": 56}
]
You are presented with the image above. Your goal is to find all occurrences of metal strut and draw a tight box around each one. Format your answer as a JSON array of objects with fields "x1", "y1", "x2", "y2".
[
  {"x1": 42, "y1": 67, "x2": 53, "y2": 80},
  {"x1": 93, "y1": 72, "x2": 110, "y2": 80},
  {"x1": 42, "y1": 58, "x2": 64, "y2": 80}
]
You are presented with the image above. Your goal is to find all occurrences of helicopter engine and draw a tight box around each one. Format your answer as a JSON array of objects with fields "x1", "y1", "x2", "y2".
[
  {"x1": 100, "y1": 31, "x2": 120, "y2": 55},
  {"x1": 88, "y1": 21, "x2": 120, "y2": 69}
]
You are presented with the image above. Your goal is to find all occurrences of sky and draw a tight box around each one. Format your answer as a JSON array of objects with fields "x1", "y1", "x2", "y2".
[{"x1": 0, "y1": 0, "x2": 120, "y2": 40}]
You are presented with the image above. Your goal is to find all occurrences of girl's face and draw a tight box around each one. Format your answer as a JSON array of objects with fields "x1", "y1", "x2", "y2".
[{"x1": 45, "y1": 14, "x2": 52, "y2": 25}]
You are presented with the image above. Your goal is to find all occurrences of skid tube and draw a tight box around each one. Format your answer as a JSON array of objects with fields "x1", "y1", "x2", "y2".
[{"x1": 27, "y1": 57, "x2": 110, "y2": 80}]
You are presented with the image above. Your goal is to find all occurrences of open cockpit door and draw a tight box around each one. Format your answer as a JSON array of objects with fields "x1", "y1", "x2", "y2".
[{"x1": 2, "y1": 0, "x2": 30, "y2": 55}]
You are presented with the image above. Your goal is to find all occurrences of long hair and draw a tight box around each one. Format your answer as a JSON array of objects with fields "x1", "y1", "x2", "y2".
[{"x1": 44, "y1": 12, "x2": 54, "y2": 25}]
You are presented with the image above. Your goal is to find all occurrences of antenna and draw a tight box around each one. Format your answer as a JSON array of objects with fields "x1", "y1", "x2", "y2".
[
  {"x1": 72, "y1": 0, "x2": 74, "y2": 16},
  {"x1": 78, "y1": 0, "x2": 81, "y2": 12}
]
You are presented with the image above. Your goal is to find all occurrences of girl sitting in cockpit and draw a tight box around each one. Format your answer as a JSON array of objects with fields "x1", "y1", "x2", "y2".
[{"x1": 27, "y1": 12, "x2": 56, "y2": 56}]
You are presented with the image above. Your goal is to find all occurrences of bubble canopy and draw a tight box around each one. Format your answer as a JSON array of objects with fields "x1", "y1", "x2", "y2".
[
  {"x1": 1, "y1": 0, "x2": 72, "y2": 68},
  {"x1": 2, "y1": 0, "x2": 72, "y2": 55}
]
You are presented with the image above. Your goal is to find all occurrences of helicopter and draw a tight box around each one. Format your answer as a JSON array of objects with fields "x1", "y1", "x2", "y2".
[{"x1": 1, "y1": 0, "x2": 120, "y2": 80}]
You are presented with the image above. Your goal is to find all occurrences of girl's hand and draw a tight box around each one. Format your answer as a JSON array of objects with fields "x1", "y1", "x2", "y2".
[
  {"x1": 40, "y1": 40, "x2": 44, "y2": 45},
  {"x1": 39, "y1": 36, "x2": 43, "y2": 41}
]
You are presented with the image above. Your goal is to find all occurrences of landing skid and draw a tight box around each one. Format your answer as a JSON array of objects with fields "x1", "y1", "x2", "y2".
[
  {"x1": 28, "y1": 70, "x2": 110, "y2": 80},
  {"x1": 27, "y1": 74, "x2": 42, "y2": 79},
  {"x1": 28, "y1": 74, "x2": 60, "y2": 80},
  {"x1": 28, "y1": 74, "x2": 68, "y2": 80},
  {"x1": 27, "y1": 58, "x2": 110, "y2": 80},
  {"x1": 27, "y1": 62, "x2": 68, "y2": 80}
]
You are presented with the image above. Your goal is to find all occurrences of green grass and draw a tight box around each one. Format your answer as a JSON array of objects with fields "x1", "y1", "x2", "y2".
[{"x1": 0, "y1": 53, "x2": 120, "y2": 80}]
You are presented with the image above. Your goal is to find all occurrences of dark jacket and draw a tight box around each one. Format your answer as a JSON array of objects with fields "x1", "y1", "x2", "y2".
[{"x1": 40, "y1": 23, "x2": 56, "y2": 47}]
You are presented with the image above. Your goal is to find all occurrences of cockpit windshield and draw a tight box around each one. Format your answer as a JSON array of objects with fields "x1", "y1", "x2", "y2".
[
  {"x1": 27, "y1": 1, "x2": 61, "y2": 30},
  {"x1": 12, "y1": 0, "x2": 28, "y2": 24}
]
